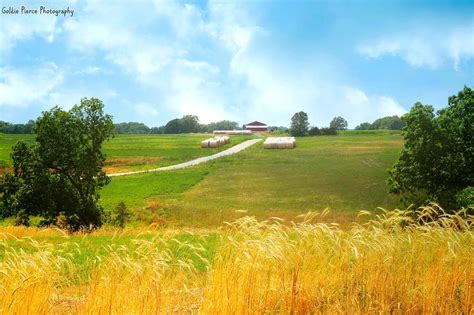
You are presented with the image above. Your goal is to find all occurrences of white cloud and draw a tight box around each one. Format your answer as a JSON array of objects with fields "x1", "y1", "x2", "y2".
[
  {"x1": 357, "y1": 24, "x2": 474, "y2": 70},
  {"x1": 57, "y1": 0, "x2": 405, "y2": 127},
  {"x1": 0, "y1": 14, "x2": 58, "y2": 54},
  {"x1": 0, "y1": 63, "x2": 63, "y2": 107}
]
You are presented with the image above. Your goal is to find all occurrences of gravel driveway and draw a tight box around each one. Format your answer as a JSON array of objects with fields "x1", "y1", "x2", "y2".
[{"x1": 109, "y1": 138, "x2": 262, "y2": 177}]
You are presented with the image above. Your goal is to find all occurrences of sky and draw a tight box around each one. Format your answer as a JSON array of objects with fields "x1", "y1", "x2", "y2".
[{"x1": 0, "y1": 0, "x2": 473, "y2": 128}]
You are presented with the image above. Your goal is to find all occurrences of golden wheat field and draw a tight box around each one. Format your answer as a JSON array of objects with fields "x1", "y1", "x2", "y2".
[{"x1": 0, "y1": 206, "x2": 472, "y2": 314}]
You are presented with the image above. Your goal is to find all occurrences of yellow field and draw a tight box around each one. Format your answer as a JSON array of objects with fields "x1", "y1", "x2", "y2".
[{"x1": 0, "y1": 205, "x2": 472, "y2": 314}]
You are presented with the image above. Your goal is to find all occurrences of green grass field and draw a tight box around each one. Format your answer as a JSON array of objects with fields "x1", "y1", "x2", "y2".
[
  {"x1": 102, "y1": 134, "x2": 252, "y2": 173},
  {"x1": 98, "y1": 131, "x2": 404, "y2": 226},
  {"x1": 0, "y1": 133, "x2": 252, "y2": 174},
  {"x1": 0, "y1": 131, "x2": 403, "y2": 227}
]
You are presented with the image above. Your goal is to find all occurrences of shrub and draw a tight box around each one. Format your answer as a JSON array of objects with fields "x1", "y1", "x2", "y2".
[{"x1": 112, "y1": 202, "x2": 131, "y2": 229}]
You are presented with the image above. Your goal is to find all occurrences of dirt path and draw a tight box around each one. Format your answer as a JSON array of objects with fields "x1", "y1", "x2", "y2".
[{"x1": 109, "y1": 138, "x2": 262, "y2": 177}]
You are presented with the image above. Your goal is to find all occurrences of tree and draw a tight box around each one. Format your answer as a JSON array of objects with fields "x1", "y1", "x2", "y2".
[
  {"x1": 329, "y1": 116, "x2": 348, "y2": 130},
  {"x1": 308, "y1": 126, "x2": 320, "y2": 136},
  {"x1": 319, "y1": 126, "x2": 337, "y2": 135},
  {"x1": 150, "y1": 126, "x2": 165, "y2": 134},
  {"x1": 112, "y1": 202, "x2": 131, "y2": 229},
  {"x1": 203, "y1": 120, "x2": 239, "y2": 133},
  {"x1": 370, "y1": 116, "x2": 405, "y2": 130},
  {"x1": 290, "y1": 111, "x2": 309, "y2": 136},
  {"x1": 388, "y1": 86, "x2": 474, "y2": 211},
  {"x1": 0, "y1": 98, "x2": 114, "y2": 230},
  {"x1": 114, "y1": 122, "x2": 150, "y2": 134},
  {"x1": 355, "y1": 122, "x2": 371, "y2": 130},
  {"x1": 179, "y1": 115, "x2": 200, "y2": 133},
  {"x1": 164, "y1": 118, "x2": 180, "y2": 134}
]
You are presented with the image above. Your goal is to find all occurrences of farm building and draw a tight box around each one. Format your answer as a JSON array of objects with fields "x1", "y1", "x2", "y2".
[
  {"x1": 213, "y1": 130, "x2": 252, "y2": 135},
  {"x1": 244, "y1": 121, "x2": 268, "y2": 132}
]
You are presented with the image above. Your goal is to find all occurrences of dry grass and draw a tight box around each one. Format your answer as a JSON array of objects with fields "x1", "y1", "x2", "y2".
[{"x1": 0, "y1": 205, "x2": 472, "y2": 313}]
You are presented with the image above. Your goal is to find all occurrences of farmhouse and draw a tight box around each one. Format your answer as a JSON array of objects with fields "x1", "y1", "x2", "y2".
[{"x1": 244, "y1": 121, "x2": 268, "y2": 132}]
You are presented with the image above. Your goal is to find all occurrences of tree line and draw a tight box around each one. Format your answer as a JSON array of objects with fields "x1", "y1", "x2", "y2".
[
  {"x1": 289, "y1": 113, "x2": 347, "y2": 136},
  {"x1": 0, "y1": 120, "x2": 35, "y2": 134},
  {"x1": 1, "y1": 115, "x2": 404, "y2": 135},
  {"x1": 355, "y1": 115, "x2": 405, "y2": 130},
  {"x1": 111, "y1": 116, "x2": 240, "y2": 134}
]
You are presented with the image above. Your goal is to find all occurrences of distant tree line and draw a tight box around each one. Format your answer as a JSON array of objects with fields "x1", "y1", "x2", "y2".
[
  {"x1": 289, "y1": 113, "x2": 346, "y2": 137},
  {"x1": 355, "y1": 115, "x2": 405, "y2": 130},
  {"x1": 0, "y1": 120, "x2": 35, "y2": 134},
  {"x1": 1, "y1": 114, "x2": 403, "y2": 136},
  {"x1": 114, "y1": 116, "x2": 240, "y2": 134}
]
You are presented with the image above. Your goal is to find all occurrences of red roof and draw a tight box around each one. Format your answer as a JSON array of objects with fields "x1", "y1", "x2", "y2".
[{"x1": 245, "y1": 121, "x2": 267, "y2": 126}]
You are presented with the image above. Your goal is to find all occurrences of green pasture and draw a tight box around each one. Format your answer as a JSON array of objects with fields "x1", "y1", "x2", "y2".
[
  {"x1": 102, "y1": 134, "x2": 252, "y2": 172},
  {"x1": 1, "y1": 131, "x2": 404, "y2": 227},
  {"x1": 99, "y1": 132, "x2": 404, "y2": 226},
  {"x1": 0, "y1": 133, "x2": 252, "y2": 173},
  {"x1": 0, "y1": 134, "x2": 34, "y2": 170}
]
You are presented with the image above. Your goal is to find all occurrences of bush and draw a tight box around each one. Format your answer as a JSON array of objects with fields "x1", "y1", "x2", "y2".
[
  {"x1": 319, "y1": 127, "x2": 337, "y2": 135},
  {"x1": 112, "y1": 202, "x2": 131, "y2": 229},
  {"x1": 308, "y1": 126, "x2": 320, "y2": 136}
]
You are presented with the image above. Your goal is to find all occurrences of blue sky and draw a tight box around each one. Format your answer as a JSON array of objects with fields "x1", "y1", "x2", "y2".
[{"x1": 1, "y1": 0, "x2": 473, "y2": 128}]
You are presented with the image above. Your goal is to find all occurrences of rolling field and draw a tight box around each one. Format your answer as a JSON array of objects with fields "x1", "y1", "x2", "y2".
[
  {"x1": 1, "y1": 131, "x2": 403, "y2": 226},
  {"x1": 0, "y1": 133, "x2": 252, "y2": 174},
  {"x1": 100, "y1": 131, "x2": 404, "y2": 226},
  {"x1": 102, "y1": 134, "x2": 252, "y2": 173}
]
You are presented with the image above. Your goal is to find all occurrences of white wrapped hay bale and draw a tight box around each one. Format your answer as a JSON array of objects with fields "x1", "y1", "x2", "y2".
[
  {"x1": 201, "y1": 136, "x2": 228, "y2": 148},
  {"x1": 263, "y1": 137, "x2": 296, "y2": 149},
  {"x1": 201, "y1": 138, "x2": 212, "y2": 148}
]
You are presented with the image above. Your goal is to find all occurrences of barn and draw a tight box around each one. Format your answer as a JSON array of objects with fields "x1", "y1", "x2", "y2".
[{"x1": 244, "y1": 121, "x2": 268, "y2": 132}]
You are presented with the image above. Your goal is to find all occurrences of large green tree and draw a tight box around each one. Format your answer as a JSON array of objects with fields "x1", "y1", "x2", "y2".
[
  {"x1": 388, "y1": 86, "x2": 473, "y2": 210},
  {"x1": 0, "y1": 98, "x2": 114, "y2": 230},
  {"x1": 329, "y1": 116, "x2": 348, "y2": 130},
  {"x1": 290, "y1": 111, "x2": 309, "y2": 136}
]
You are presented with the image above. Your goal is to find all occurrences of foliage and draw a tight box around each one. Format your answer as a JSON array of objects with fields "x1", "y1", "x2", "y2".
[
  {"x1": 268, "y1": 126, "x2": 289, "y2": 133},
  {"x1": 179, "y1": 115, "x2": 201, "y2": 133},
  {"x1": 355, "y1": 122, "x2": 371, "y2": 130},
  {"x1": 111, "y1": 201, "x2": 131, "y2": 228},
  {"x1": 388, "y1": 86, "x2": 474, "y2": 211},
  {"x1": 0, "y1": 120, "x2": 34, "y2": 134},
  {"x1": 289, "y1": 111, "x2": 309, "y2": 136},
  {"x1": 149, "y1": 125, "x2": 166, "y2": 134},
  {"x1": 164, "y1": 118, "x2": 181, "y2": 134},
  {"x1": 308, "y1": 126, "x2": 320, "y2": 135},
  {"x1": 0, "y1": 98, "x2": 114, "y2": 231},
  {"x1": 329, "y1": 116, "x2": 348, "y2": 130},
  {"x1": 455, "y1": 187, "x2": 474, "y2": 209},
  {"x1": 114, "y1": 122, "x2": 150, "y2": 134},
  {"x1": 355, "y1": 115, "x2": 405, "y2": 130},
  {"x1": 319, "y1": 126, "x2": 337, "y2": 135},
  {"x1": 201, "y1": 120, "x2": 240, "y2": 133}
]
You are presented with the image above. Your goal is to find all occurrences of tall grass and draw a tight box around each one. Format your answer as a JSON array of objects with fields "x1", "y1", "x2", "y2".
[{"x1": 0, "y1": 205, "x2": 472, "y2": 313}]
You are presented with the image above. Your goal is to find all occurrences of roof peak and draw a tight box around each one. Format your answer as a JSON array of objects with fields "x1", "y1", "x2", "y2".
[{"x1": 245, "y1": 121, "x2": 267, "y2": 126}]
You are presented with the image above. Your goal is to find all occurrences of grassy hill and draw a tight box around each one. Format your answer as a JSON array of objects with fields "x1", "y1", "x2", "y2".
[
  {"x1": 97, "y1": 131, "x2": 404, "y2": 226},
  {"x1": 0, "y1": 133, "x2": 252, "y2": 174},
  {"x1": 1, "y1": 131, "x2": 403, "y2": 226}
]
